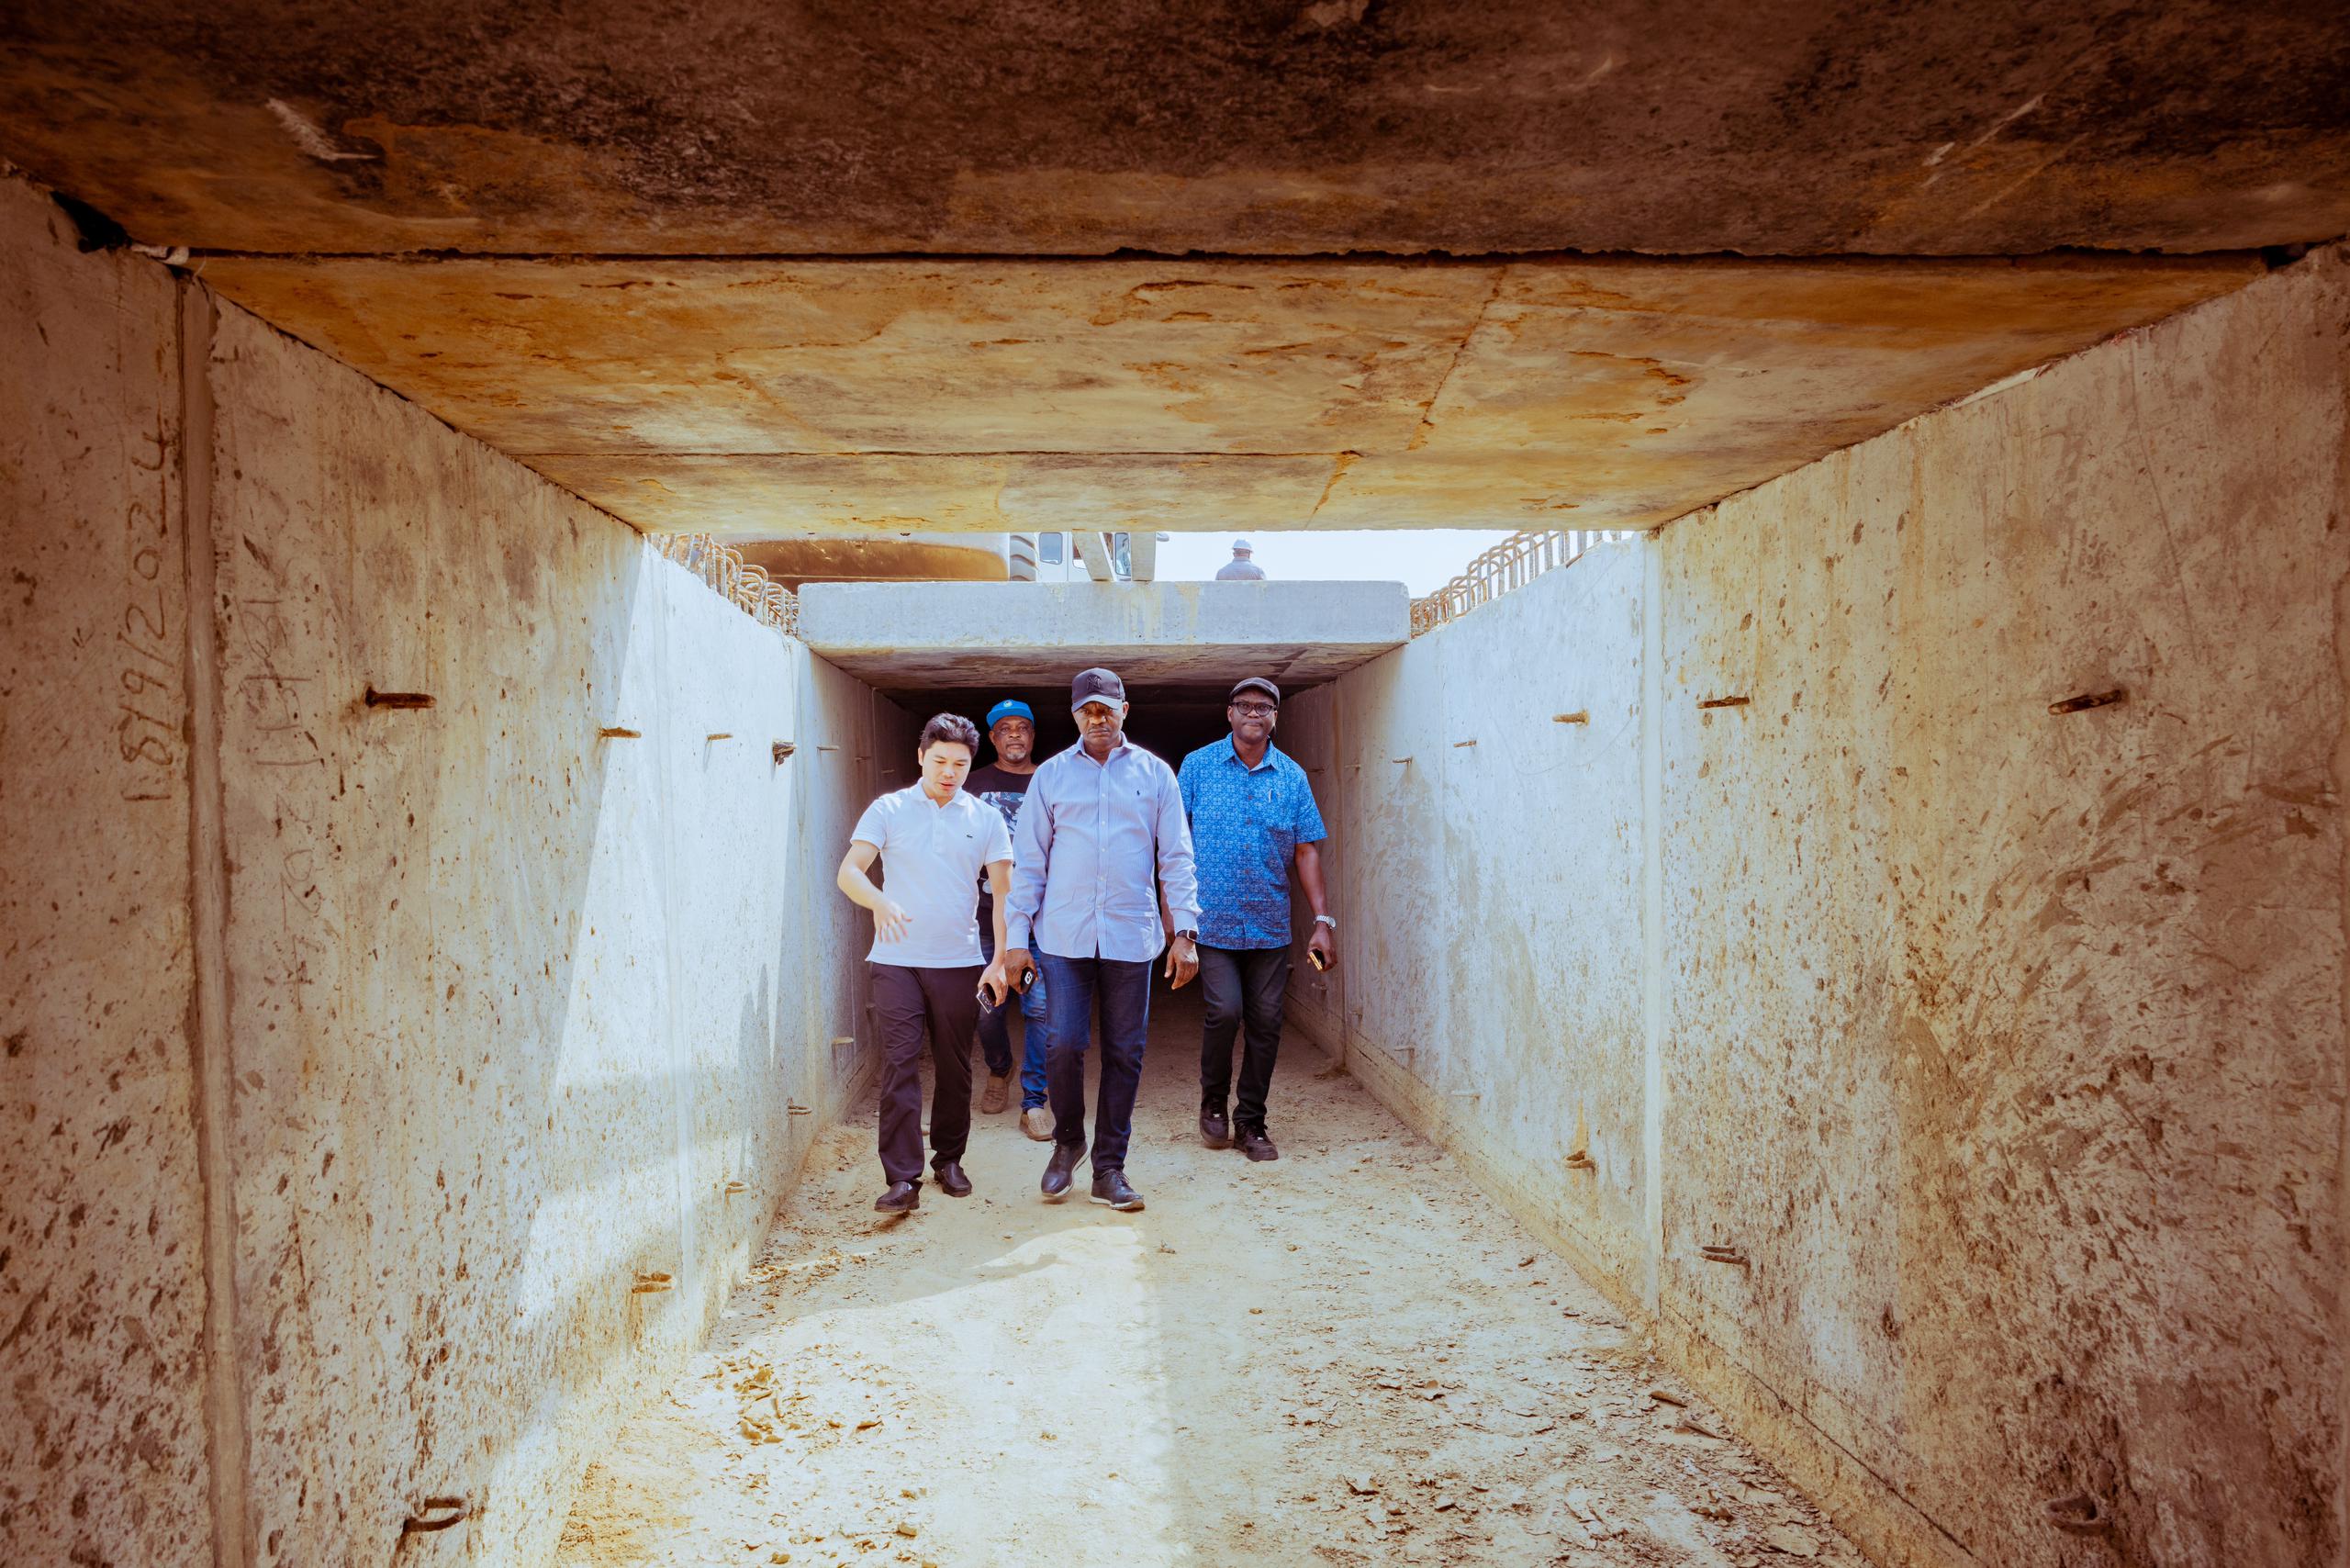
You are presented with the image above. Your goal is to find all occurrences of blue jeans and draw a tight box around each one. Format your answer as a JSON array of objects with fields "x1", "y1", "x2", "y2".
[
  {"x1": 1040, "y1": 953, "x2": 1153, "y2": 1176},
  {"x1": 978, "y1": 926, "x2": 1050, "y2": 1109}
]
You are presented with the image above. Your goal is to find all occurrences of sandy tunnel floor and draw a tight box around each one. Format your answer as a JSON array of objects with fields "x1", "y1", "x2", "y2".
[{"x1": 556, "y1": 988, "x2": 1865, "y2": 1568}]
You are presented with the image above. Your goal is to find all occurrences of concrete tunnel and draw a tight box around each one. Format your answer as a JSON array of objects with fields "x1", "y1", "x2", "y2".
[{"x1": 3, "y1": 6, "x2": 2349, "y2": 1566}]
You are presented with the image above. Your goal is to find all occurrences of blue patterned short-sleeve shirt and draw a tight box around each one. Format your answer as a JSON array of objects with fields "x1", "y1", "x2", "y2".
[{"x1": 1178, "y1": 738, "x2": 1327, "y2": 949}]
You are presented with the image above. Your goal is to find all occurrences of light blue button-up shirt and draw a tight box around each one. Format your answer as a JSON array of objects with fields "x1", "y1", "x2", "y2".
[{"x1": 1006, "y1": 738, "x2": 1200, "y2": 963}]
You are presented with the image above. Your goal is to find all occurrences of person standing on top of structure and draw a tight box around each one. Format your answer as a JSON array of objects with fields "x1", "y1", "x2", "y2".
[
  {"x1": 1214, "y1": 538, "x2": 1266, "y2": 580},
  {"x1": 990, "y1": 668, "x2": 1201, "y2": 1213},
  {"x1": 967, "y1": 698, "x2": 1055, "y2": 1139},
  {"x1": 1179, "y1": 677, "x2": 1334, "y2": 1162},
  {"x1": 835, "y1": 713, "x2": 1013, "y2": 1215}
]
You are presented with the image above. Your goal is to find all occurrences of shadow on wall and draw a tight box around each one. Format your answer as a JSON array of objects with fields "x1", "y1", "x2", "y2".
[{"x1": 0, "y1": 191, "x2": 911, "y2": 1568}]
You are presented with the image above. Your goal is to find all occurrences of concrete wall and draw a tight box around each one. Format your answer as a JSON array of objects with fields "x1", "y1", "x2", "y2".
[
  {"x1": 1, "y1": 169, "x2": 218, "y2": 1568},
  {"x1": 0, "y1": 174, "x2": 903, "y2": 1567},
  {"x1": 1287, "y1": 245, "x2": 2350, "y2": 1567}
]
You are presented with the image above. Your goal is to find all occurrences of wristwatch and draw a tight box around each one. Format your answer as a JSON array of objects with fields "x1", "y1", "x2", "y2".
[
  {"x1": 1314, "y1": 914, "x2": 1338, "y2": 930},
  {"x1": 1174, "y1": 928, "x2": 1199, "y2": 943}
]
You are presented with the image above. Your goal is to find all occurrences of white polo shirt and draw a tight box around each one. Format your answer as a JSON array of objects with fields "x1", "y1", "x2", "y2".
[{"x1": 851, "y1": 785, "x2": 1013, "y2": 967}]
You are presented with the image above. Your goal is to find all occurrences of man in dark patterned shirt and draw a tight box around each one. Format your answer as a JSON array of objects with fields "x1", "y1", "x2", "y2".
[
  {"x1": 1177, "y1": 676, "x2": 1336, "y2": 1162},
  {"x1": 967, "y1": 699, "x2": 1054, "y2": 1138}
]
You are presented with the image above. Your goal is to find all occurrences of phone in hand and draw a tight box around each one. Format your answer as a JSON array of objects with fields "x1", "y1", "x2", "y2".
[{"x1": 1307, "y1": 947, "x2": 1330, "y2": 972}]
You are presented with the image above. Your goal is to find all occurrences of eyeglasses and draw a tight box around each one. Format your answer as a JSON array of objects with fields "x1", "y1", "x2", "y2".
[{"x1": 1230, "y1": 703, "x2": 1277, "y2": 718}]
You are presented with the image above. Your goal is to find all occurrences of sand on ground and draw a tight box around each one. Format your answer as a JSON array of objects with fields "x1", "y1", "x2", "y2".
[{"x1": 556, "y1": 986, "x2": 1864, "y2": 1568}]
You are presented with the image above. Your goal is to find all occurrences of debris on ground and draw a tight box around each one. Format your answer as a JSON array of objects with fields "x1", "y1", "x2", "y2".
[{"x1": 554, "y1": 1007, "x2": 1869, "y2": 1567}]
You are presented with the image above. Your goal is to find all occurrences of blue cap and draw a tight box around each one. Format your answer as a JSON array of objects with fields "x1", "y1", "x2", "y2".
[{"x1": 985, "y1": 699, "x2": 1035, "y2": 729}]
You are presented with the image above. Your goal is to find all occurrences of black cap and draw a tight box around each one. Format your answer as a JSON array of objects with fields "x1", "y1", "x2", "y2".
[
  {"x1": 1230, "y1": 676, "x2": 1281, "y2": 706},
  {"x1": 1070, "y1": 667, "x2": 1127, "y2": 711}
]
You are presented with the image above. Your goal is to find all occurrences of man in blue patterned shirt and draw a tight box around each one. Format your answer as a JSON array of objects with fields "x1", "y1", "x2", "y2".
[{"x1": 1177, "y1": 676, "x2": 1336, "y2": 1162}]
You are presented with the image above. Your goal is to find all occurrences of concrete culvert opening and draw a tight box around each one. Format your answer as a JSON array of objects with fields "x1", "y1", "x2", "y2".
[{"x1": 7, "y1": 10, "x2": 2350, "y2": 1568}]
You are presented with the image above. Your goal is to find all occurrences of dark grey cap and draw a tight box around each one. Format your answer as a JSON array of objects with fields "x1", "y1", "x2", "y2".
[
  {"x1": 1230, "y1": 676, "x2": 1281, "y2": 706},
  {"x1": 1070, "y1": 667, "x2": 1127, "y2": 711}
]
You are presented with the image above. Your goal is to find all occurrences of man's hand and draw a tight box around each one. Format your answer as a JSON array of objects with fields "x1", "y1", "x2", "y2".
[
  {"x1": 1163, "y1": 934, "x2": 1199, "y2": 991},
  {"x1": 990, "y1": 946, "x2": 1036, "y2": 999},
  {"x1": 1306, "y1": 923, "x2": 1337, "y2": 972},
  {"x1": 873, "y1": 900, "x2": 912, "y2": 944},
  {"x1": 979, "y1": 958, "x2": 1012, "y2": 1007}
]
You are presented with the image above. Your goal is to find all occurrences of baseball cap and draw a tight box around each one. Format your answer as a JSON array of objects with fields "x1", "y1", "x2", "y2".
[
  {"x1": 1070, "y1": 667, "x2": 1127, "y2": 711},
  {"x1": 1230, "y1": 677, "x2": 1281, "y2": 706},
  {"x1": 985, "y1": 699, "x2": 1035, "y2": 729}
]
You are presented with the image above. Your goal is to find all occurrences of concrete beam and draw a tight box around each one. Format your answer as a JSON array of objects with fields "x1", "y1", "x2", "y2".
[
  {"x1": 6, "y1": 5, "x2": 2347, "y2": 255},
  {"x1": 1074, "y1": 530, "x2": 1115, "y2": 582},
  {"x1": 734, "y1": 532, "x2": 1007, "y2": 588},
  {"x1": 797, "y1": 579, "x2": 1408, "y2": 693},
  {"x1": 1126, "y1": 529, "x2": 1158, "y2": 584},
  {"x1": 196, "y1": 254, "x2": 2255, "y2": 542}
]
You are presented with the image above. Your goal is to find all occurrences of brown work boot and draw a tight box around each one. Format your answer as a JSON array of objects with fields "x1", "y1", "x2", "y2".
[
  {"x1": 1020, "y1": 1105, "x2": 1054, "y2": 1141},
  {"x1": 979, "y1": 1072, "x2": 1011, "y2": 1114}
]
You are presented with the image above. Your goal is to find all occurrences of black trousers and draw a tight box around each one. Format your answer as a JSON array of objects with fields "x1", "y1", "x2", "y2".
[
  {"x1": 869, "y1": 962, "x2": 980, "y2": 1185},
  {"x1": 1199, "y1": 945, "x2": 1291, "y2": 1132}
]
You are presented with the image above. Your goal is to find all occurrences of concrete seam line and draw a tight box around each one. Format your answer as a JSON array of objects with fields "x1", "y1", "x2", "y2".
[
  {"x1": 1651, "y1": 1302, "x2": 1985, "y2": 1568},
  {"x1": 655, "y1": 564, "x2": 698, "y2": 1306},
  {"x1": 2334, "y1": 367, "x2": 2350, "y2": 1568},
  {"x1": 173, "y1": 245, "x2": 2269, "y2": 268},
  {"x1": 1639, "y1": 535, "x2": 1666, "y2": 1313},
  {"x1": 177, "y1": 275, "x2": 252, "y2": 1568}
]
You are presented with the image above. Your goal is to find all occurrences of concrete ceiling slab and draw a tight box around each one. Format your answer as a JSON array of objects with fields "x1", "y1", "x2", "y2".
[
  {"x1": 4, "y1": 3, "x2": 2346, "y2": 256},
  {"x1": 797, "y1": 580, "x2": 1408, "y2": 696},
  {"x1": 196, "y1": 253, "x2": 2256, "y2": 535}
]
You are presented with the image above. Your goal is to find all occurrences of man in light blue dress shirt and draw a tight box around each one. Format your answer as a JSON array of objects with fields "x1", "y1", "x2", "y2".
[{"x1": 990, "y1": 667, "x2": 1201, "y2": 1212}]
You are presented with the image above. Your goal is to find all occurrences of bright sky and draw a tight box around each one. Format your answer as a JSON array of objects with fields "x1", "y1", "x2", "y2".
[{"x1": 1150, "y1": 530, "x2": 1516, "y2": 596}]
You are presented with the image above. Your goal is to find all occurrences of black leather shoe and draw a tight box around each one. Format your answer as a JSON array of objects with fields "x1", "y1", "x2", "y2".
[
  {"x1": 1090, "y1": 1170, "x2": 1145, "y2": 1212},
  {"x1": 1236, "y1": 1126, "x2": 1280, "y2": 1162},
  {"x1": 874, "y1": 1182, "x2": 919, "y2": 1214},
  {"x1": 1041, "y1": 1142, "x2": 1082, "y2": 1202},
  {"x1": 1199, "y1": 1105, "x2": 1231, "y2": 1149},
  {"x1": 934, "y1": 1161, "x2": 973, "y2": 1197}
]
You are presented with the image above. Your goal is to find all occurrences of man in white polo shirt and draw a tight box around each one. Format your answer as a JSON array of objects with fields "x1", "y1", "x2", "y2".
[{"x1": 835, "y1": 713, "x2": 1013, "y2": 1214}]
